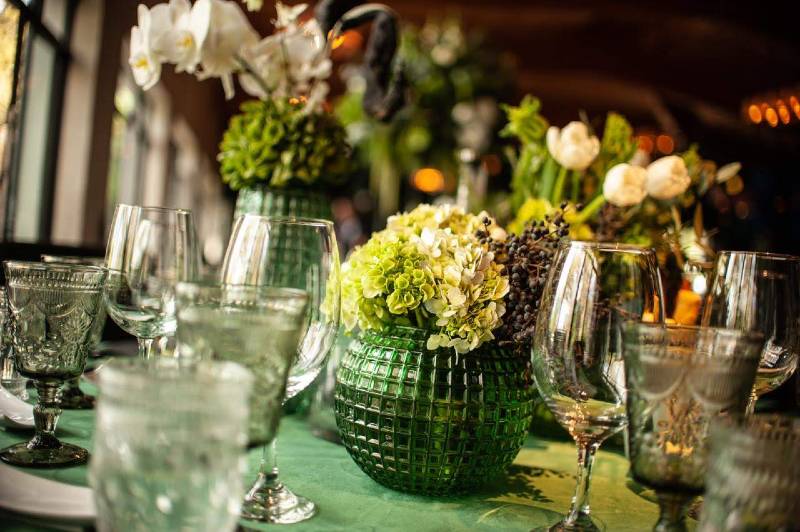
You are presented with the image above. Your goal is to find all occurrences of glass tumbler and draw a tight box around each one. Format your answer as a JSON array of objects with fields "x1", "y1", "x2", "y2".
[
  {"x1": 90, "y1": 358, "x2": 253, "y2": 532},
  {"x1": 623, "y1": 324, "x2": 762, "y2": 532},
  {"x1": 40, "y1": 255, "x2": 107, "y2": 409},
  {"x1": 0, "y1": 261, "x2": 106, "y2": 467},
  {"x1": 699, "y1": 415, "x2": 800, "y2": 531}
]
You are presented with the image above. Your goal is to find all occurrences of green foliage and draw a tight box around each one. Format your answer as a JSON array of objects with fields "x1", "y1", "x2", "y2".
[
  {"x1": 500, "y1": 95, "x2": 548, "y2": 145},
  {"x1": 218, "y1": 99, "x2": 352, "y2": 191},
  {"x1": 501, "y1": 96, "x2": 552, "y2": 209},
  {"x1": 591, "y1": 112, "x2": 637, "y2": 179}
]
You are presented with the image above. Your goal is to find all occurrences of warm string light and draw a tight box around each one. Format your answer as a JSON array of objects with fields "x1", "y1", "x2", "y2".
[
  {"x1": 411, "y1": 167, "x2": 445, "y2": 193},
  {"x1": 637, "y1": 133, "x2": 673, "y2": 155},
  {"x1": 744, "y1": 89, "x2": 800, "y2": 127}
]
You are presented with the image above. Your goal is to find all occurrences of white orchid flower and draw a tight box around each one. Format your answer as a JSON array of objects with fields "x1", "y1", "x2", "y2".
[
  {"x1": 603, "y1": 163, "x2": 648, "y2": 207},
  {"x1": 274, "y1": 2, "x2": 307, "y2": 29},
  {"x1": 129, "y1": 20, "x2": 161, "y2": 90},
  {"x1": 283, "y1": 19, "x2": 330, "y2": 88},
  {"x1": 646, "y1": 155, "x2": 691, "y2": 200},
  {"x1": 238, "y1": 34, "x2": 285, "y2": 99},
  {"x1": 546, "y1": 121, "x2": 601, "y2": 171},
  {"x1": 191, "y1": 0, "x2": 258, "y2": 99},
  {"x1": 163, "y1": 0, "x2": 200, "y2": 73},
  {"x1": 242, "y1": 0, "x2": 263, "y2": 11}
]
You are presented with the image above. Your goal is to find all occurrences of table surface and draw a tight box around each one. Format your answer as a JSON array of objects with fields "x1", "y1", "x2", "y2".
[{"x1": 0, "y1": 389, "x2": 687, "y2": 532}]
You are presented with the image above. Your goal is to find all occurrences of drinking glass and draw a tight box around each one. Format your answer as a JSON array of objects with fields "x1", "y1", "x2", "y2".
[
  {"x1": 0, "y1": 287, "x2": 27, "y2": 400},
  {"x1": 175, "y1": 282, "x2": 308, "y2": 445},
  {"x1": 623, "y1": 324, "x2": 762, "y2": 532},
  {"x1": 532, "y1": 241, "x2": 664, "y2": 531},
  {"x1": 0, "y1": 261, "x2": 106, "y2": 467},
  {"x1": 220, "y1": 215, "x2": 340, "y2": 524},
  {"x1": 699, "y1": 415, "x2": 800, "y2": 531},
  {"x1": 104, "y1": 204, "x2": 198, "y2": 359},
  {"x1": 90, "y1": 357, "x2": 253, "y2": 532},
  {"x1": 41, "y1": 255, "x2": 106, "y2": 409},
  {"x1": 703, "y1": 251, "x2": 800, "y2": 414}
]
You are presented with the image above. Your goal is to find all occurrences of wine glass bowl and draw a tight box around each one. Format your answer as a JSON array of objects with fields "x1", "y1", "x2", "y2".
[
  {"x1": 0, "y1": 261, "x2": 106, "y2": 467},
  {"x1": 532, "y1": 241, "x2": 664, "y2": 531},
  {"x1": 104, "y1": 204, "x2": 198, "y2": 359},
  {"x1": 623, "y1": 324, "x2": 763, "y2": 531},
  {"x1": 702, "y1": 251, "x2": 800, "y2": 413}
]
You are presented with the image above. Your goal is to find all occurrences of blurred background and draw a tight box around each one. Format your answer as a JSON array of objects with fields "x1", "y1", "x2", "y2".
[{"x1": 0, "y1": 0, "x2": 798, "y2": 264}]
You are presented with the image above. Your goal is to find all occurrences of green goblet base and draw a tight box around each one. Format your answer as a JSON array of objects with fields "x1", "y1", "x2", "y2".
[
  {"x1": 59, "y1": 379, "x2": 95, "y2": 410},
  {"x1": 241, "y1": 481, "x2": 317, "y2": 524},
  {"x1": 0, "y1": 440, "x2": 89, "y2": 468}
]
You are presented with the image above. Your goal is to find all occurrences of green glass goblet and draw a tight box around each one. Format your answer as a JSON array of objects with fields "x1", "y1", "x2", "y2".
[
  {"x1": 0, "y1": 261, "x2": 106, "y2": 467},
  {"x1": 40, "y1": 255, "x2": 107, "y2": 409},
  {"x1": 623, "y1": 324, "x2": 762, "y2": 532}
]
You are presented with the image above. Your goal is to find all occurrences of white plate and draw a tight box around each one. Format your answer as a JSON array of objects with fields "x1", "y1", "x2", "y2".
[
  {"x1": 0, "y1": 386, "x2": 34, "y2": 428},
  {"x1": 0, "y1": 463, "x2": 95, "y2": 523}
]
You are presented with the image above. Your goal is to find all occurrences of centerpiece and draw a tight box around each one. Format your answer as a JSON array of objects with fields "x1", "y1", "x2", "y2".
[
  {"x1": 128, "y1": 0, "x2": 404, "y2": 220},
  {"x1": 333, "y1": 203, "x2": 540, "y2": 495}
]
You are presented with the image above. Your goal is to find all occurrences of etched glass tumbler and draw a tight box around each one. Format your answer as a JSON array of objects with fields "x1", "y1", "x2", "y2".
[
  {"x1": 532, "y1": 241, "x2": 664, "y2": 532},
  {"x1": 90, "y1": 358, "x2": 253, "y2": 532},
  {"x1": 0, "y1": 261, "x2": 106, "y2": 467},
  {"x1": 699, "y1": 415, "x2": 800, "y2": 531},
  {"x1": 703, "y1": 251, "x2": 800, "y2": 413},
  {"x1": 0, "y1": 287, "x2": 28, "y2": 400},
  {"x1": 623, "y1": 324, "x2": 762, "y2": 532},
  {"x1": 41, "y1": 255, "x2": 106, "y2": 409},
  {"x1": 104, "y1": 204, "x2": 198, "y2": 359}
]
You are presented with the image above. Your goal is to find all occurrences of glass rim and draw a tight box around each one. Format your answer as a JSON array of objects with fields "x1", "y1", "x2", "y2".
[
  {"x1": 625, "y1": 322, "x2": 766, "y2": 354},
  {"x1": 233, "y1": 213, "x2": 334, "y2": 229},
  {"x1": 97, "y1": 357, "x2": 253, "y2": 394},
  {"x1": 3, "y1": 260, "x2": 106, "y2": 276},
  {"x1": 175, "y1": 280, "x2": 308, "y2": 298},
  {"x1": 560, "y1": 240, "x2": 655, "y2": 254},
  {"x1": 114, "y1": 203, "x2": 193, "y2": 216},
  {"x1": 717, "y1": 250, "x2": 800, "y2": 262},
  {"x1": 40, "y1": 254, "x2": 105, "y2": 266}
]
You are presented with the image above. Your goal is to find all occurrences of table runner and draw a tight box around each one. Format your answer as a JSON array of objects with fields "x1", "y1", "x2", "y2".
[{"x1": 0, "y1": 399, "x2": 676, "y2": 531}]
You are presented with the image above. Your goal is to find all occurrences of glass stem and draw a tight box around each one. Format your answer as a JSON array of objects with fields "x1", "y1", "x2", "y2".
[
  {"x1": 745, "y1": 389, "x2": 758, "y2": 416},
  {"x1": 654, "y1": 492, "x2": 693, "y2": 532},
  {"x1": 137, "y1": 338, "x2": 155, "y2": 360},
  {"x1": 31, "y1": 381, "x2": 63, "y2": 449},
  {"x1": 246, "y1": 438, "x2": 282, "y2": 500},
  {"x1": 564, "y1": 441, "x2": 599, "y2": 526}
]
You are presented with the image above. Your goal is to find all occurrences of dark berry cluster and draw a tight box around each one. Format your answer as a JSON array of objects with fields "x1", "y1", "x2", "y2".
[{"x1": 477, "y1": 204, "x2": 572, "y2": 353}]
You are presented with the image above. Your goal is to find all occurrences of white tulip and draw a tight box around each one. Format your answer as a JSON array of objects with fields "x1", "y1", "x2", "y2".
[
  {"x1": 191, "y1": 0, "x2": 258, "y2": 99},
  {"x1": 546, "y1": 121, "x2": 600, "y2": 171},
  {"x1": 646, "y1": 155, "x2": 691, "y2": 200},
  {"x1": 603, "y1": 163, "x2": 648, "y2": 207}
]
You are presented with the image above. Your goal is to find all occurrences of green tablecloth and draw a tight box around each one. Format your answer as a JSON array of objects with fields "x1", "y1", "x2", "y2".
[{"x1": 0, "y1": 395, "x2": 679, "y2": 531}]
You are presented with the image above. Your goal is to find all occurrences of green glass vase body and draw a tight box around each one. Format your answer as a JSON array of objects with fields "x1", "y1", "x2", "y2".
[
  {"x1": 234, "y1": 185, "x2": 332, "y2": 220},
  {"x1": 335, "y1": 326, "x2": 534, "y2": 495}
]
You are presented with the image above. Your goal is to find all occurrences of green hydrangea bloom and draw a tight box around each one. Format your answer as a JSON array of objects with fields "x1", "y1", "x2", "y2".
[
  {"x1": 218, "y1": 99, "x2": 352, "y2": 191},
  {"x1": 340, "y1": 204, "x2": 509, "y2": 353}
]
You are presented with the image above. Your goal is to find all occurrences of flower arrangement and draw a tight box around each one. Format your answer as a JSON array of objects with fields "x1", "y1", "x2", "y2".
[
  {"x1": 340, "y1": 204, "x2": 509, "y2": 353},
  {"x1": 502, "y1": 95, "x2": 742, "y2": 266},
  {"x1": 128, "y1": 0, "x2": 403, "y2": 191}
]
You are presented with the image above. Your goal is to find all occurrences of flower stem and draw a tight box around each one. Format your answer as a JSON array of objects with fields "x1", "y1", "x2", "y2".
[
  {"x1": 573, "y1": 194, "x2": 606, "y2": 224},
  {"x1": 551, "y1": 165, "x2": 568, "y2": 204},
  {"x1": 570, "y1": 170, "x2": 581, "y2": 203}
]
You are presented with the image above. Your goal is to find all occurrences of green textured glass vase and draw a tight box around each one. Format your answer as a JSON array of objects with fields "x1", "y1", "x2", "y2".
[
  {"x1": 234, "y1": 186, "x2": 332, "y2": 220},
  {"x1": 335, "y1": 326, "x2": 534, "y2": 495}
]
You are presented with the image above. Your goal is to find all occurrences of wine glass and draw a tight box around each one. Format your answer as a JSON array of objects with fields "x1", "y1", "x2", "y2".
[
  {"x1": 41, "y1": 255, "x2": 106, "y2": 409},
  {"x1": 104, "y1": 204, "x2": 199, "y2": 359},
  {"x1": 532, "y1": 241, "x2": 664, "y2": 531},
  {"x1": 623, "y1": 324, "x2": 762, "y2": 532},
  {"x1": 0, "y1": 261, "x2": 106, "y2": 467},
  {"x1": 220, "y1": 215, "x2": 340, "y2": 524},
  {"x1": 702, "y1": 251, "x2": 800, "y2": 414}
]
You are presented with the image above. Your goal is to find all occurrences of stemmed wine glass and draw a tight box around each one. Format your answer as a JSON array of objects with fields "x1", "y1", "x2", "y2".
[
  {"x1": 220, "y1": 214, "x2": 340, "y2": 524},
  {"x1": 623, "y1": 324, "x2": 762, "y2": 531},
  {"x1": 104, "y1": 204, "x2": 199, "y2": 359},
  {"x1": 532, "y1": 241, "x2": 664, "y2": 531},
  {"x1": 702, "y1": 251, "x2": 800, "y2": 414}
]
